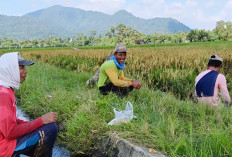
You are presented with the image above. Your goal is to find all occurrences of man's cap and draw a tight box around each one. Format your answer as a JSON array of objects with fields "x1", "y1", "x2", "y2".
[
  {"x1": 209, "y1": 54, "x2": 223, "y2": 62},
  {"x1": 18, "y1": 53, "x2": 34, "y2": 66},
  {"x1": 114, "y1": 44, "x2": 127, "y2": 53}
]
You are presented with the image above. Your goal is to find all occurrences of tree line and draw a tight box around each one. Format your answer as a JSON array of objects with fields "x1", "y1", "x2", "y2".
[{"x1": 0, "y1": 20, "x2": 231, "y2": 49}]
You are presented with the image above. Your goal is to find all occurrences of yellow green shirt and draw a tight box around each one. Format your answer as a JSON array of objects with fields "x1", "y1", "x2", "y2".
[{"x1": 97, "y1": 60, "x2": 132, "y2": 88}]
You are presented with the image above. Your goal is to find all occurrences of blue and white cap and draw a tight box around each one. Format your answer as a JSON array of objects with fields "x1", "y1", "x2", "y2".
[{"x1": 17, "y1": 52, "x2": 34, "y2": 66}]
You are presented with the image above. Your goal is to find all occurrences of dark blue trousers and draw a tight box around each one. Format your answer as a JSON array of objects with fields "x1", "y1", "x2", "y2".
[
  {"x1": 12, "y1": 123, "x2": 58, "y2": 157},
  {"x1": 99, "y1": 83, "x2": 134, "y2": 97}
]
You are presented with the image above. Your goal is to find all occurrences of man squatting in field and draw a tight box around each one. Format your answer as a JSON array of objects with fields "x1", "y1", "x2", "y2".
[
  {"x1": 97, "y1": 44, "x2": 141, "y2": 96},
  {"x1": 195, "y1": 54, "x2": 231, "y2": 106},
  {"x1": 0, "y1": 52, "x2": 58, "y2": 157}
]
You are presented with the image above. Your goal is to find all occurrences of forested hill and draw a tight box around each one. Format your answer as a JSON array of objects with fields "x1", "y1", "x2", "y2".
[
  {"x1": 0, "y1": 5, "x2": 191, "y2": 40},
  {"x1": 0, "y1": 15, "x2": 67, "y2": 40}
]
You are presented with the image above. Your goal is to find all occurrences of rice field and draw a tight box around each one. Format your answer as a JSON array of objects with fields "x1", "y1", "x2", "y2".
[
  {"x1": 2, "y1": 41, "x2": 232, "y2": 156},
  {"x1": 21, "y1": 41, "x2": 232, "y2": 99}
]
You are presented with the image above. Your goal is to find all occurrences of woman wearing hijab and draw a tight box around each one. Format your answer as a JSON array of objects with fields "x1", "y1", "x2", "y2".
[{"x1": 0, "y1": 52, "x2": 58, "y2": 157}]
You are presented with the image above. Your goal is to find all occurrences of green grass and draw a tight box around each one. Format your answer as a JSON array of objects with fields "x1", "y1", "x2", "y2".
[{"x1": 16, "y1": 61, "x2": 232, "y2": 156}]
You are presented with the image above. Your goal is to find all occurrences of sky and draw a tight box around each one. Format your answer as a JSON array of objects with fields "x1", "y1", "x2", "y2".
[{"x1": 0, "y1": 0, "x2": 232, "y2": 30}]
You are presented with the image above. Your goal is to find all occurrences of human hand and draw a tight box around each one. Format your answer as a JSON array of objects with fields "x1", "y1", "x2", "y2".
[
  {"x1": 41, "y1": 112, "x2": 58, "y2": 124},
  {"x1": 132, "y1": 80, "x2": 141, "y2": 89}
]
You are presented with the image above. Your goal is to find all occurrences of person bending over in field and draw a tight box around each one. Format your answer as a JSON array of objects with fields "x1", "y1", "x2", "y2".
[
  {"x1": 97, "y1": 44, "x2": 141, "y2": 96},
  {"x1": 195, "y1": 54, "x2": 231, "y2": 106},
  {"x1": 0, "y1": 52, "x2": 58, "y2": 157}
]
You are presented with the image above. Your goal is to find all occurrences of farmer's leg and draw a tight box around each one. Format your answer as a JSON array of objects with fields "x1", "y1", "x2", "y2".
[
  {"x1": 99, "y1": 83, "x2": 114, "y2": 95},
  {"x1": 99, "y1": 83, "x2": 133, "y2": 96},
  {"x1": 111, "y1": 85, "x2": 134, "y2": 96},
  {"x1": 12, "y1": 123, "x2": 58, "y2": 157}
]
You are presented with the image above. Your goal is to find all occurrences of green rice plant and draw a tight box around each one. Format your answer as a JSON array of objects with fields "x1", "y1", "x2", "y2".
[{"x1": 6, "y1": 41, "x2": 229, "y2": 100}]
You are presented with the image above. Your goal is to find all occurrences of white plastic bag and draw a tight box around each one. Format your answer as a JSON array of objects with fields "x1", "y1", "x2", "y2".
[{"x1": 108, "y1": 101, "x2": 133, "y2": 125}]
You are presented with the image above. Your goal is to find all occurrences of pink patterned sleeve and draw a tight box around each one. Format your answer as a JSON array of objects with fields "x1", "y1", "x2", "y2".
[{"x1": 218, "y1": 74, "x2": 231, "y2": 103}]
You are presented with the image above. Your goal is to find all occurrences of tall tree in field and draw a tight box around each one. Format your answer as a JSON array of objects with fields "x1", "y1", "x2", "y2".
[
  {"x1": 25, "y1": 40, "x2": 33, "y2": 48},
  {"x1": 197, "y1": 30, "x2": 209, "y2": 41},
  {"x1": 214, "y1": 20, "x2": 232, "y2": 41},
  {"x1": 105, "y1": 26, "x2": 116, "y2": 38},
  {"x1": 207, "y1": 31, "x2": 218, "y2": 41},
  {"x1": 141, "y1": 35, "x2": 152, "y2": 44},
  {"x1": 73, "y1": 33, "x2": 88, "y2": 46},
  {"x1": 12, "y1": 40, "x2": 19, "y2": 49},
  {"x1": 152, "y1": 33, "x2": 160, "y2": 43},
  {"x1": 88, "y1": 30, "x2": 97, "y2": 46},
  {"x1": 172, "y1": 31, "x2": 188, "y2": 43},
  {"x1": 2, "y1": 37, "x2": 13, "y2": 49},
  {"x1": 116, "y1": 24, "x2": 128, "y2": 42},
  {"x1": 48, "y1": 36, "x2": 62, "y2": 47},
  {"x1": 31, "y1": 40, "x2": 38, "y2": 48},
  {"x1": 63, "y1": 38, "x2": 71, "y2": 47},
  {"x1": 114, "y1": 24, "x2": 144, "y2": 44},
  {"x1": 187, "y1": 30, "x2": 199, "y2": 42}
]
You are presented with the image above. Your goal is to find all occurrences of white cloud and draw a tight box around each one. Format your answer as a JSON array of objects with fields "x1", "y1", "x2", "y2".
[
  {"x1": 215, "y1": 0, "x2": 232, "y2": 21},
  {"x1": 125, "y1": 0, "x2": 232, "y2": 30},
  {"x1": 228, "y1": 0, "x2": 232, "y2": 6},
  {"x1": 181, "y1": 0, "x2": 232, "y2": 30}
]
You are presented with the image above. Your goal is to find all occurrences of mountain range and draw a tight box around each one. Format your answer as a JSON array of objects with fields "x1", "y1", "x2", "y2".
[{"x1": 0, "y1": 5, "x2": 191, "y2": 40}]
